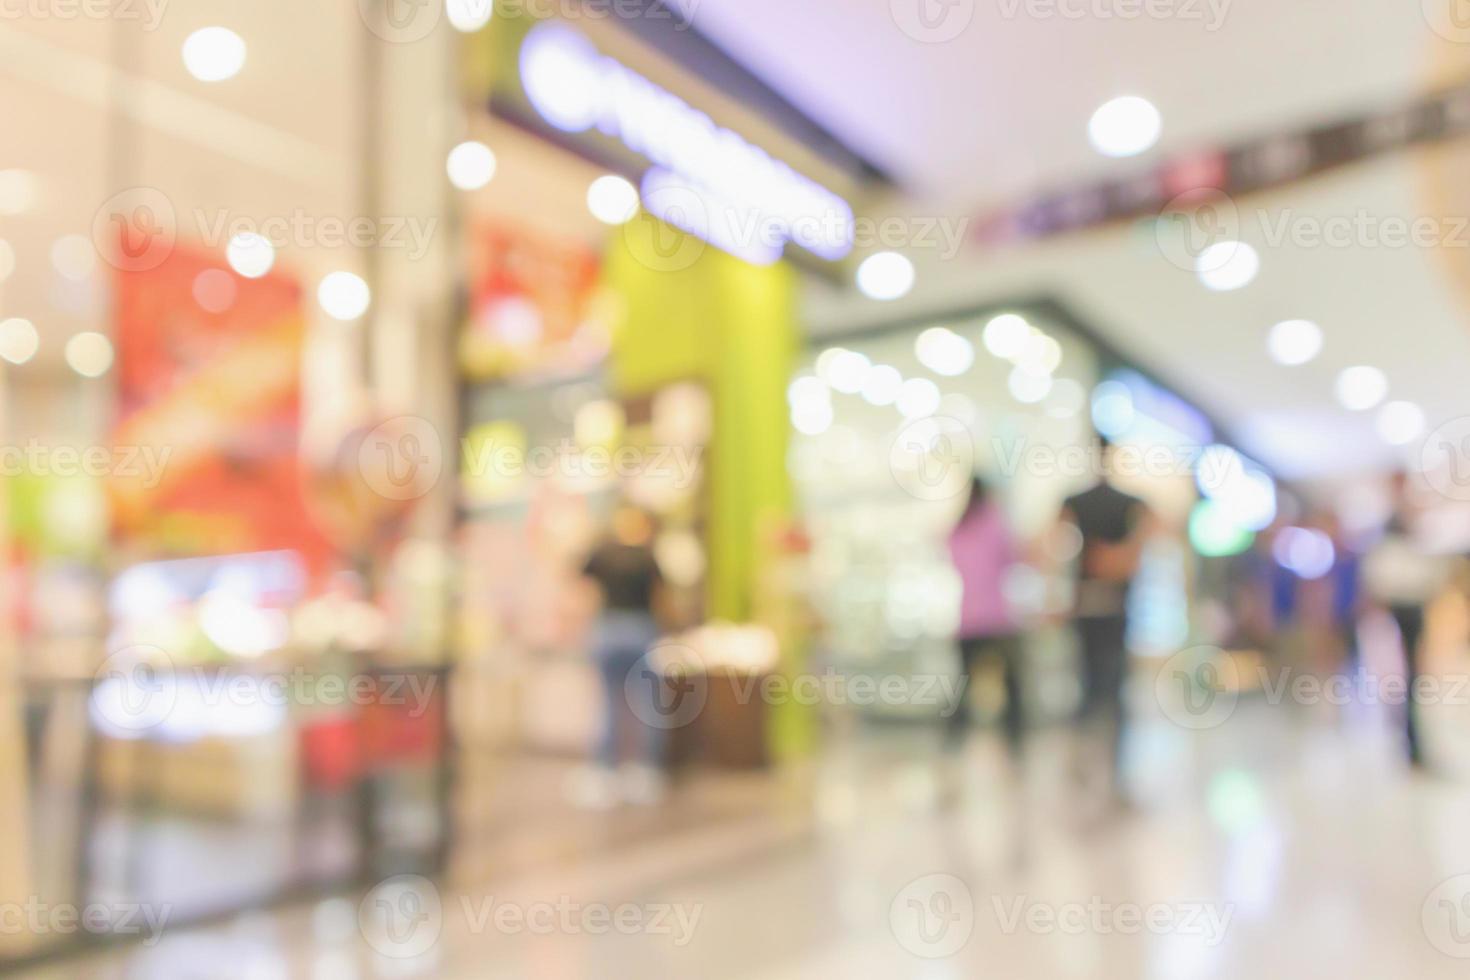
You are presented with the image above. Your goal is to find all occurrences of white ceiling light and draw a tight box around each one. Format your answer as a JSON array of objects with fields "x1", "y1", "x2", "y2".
[
  {"x1": 896, "y1": 377, "x2": 940, "y2": 419},
  {"x1": 318, "y1": 272, "x2": 371, "y2": 321},
  {"x1": 1267, "y1": 319, "x2": 1323, "y2": 366},
  {"x1": 1274, "y1": 527, "x2": 1335, "y2": 580},
  {"x1": 1008, "y1": 366, "x2": 1053, "y2": 404},
  {"x1": 65, "y1": 331, "x2": 113, "y2": 377},
  {"x1": 825, "y1": 349, "x2": 871, "y2": 394},
  {"x1": 915, "y1": 327, "x2": 974, "y2": 377},
  {"x1": 1088, "y1": 96, "x2": 1162, "y2": 158},
  {"x1": 791, "y1": 400, "x2": 834, "y2": 436},
  {"x1": 0, "y1": 239, "x2": 13, "y2": 282},
  {"x1": 0, "y1": 318, "x2": 38, "y2": 365},
  {"x1": 0, "y1": 170, "x2": 38, "y2": 215},
  {"x1": 982, "y1": 313, "x2": 1030, "y2": 359},
  {"x1": 787, "y1": 375, "x2": 830, "y2": 410},
  {"x1": 861, "y1": 364, "x2": 903, "y2": 406},
  {"x1": 1335, "y1": 365, "x2": 1388, "y2": 412},
  {"x1": 447, "y1": 141, "x2": 497, "y2": 191},
  {"x1": 1214, "y1": 467, "x2": 1278, "y2": 532},
  {"x1": 856, "y1": 252, "x2": 914, "y2": 302},
  {"x1": 192, "y1": 269, "x2": 237, "y2": 313},
  {"x1": 446, "y1": 0, "x2": 493, "y2": 32},
  {"x1": 788, "y1": 375, "x2": 833, "y2": 436},
  {"x1": 226, "y1": 232, "x2": 275, "y2": 279},
  {"x1": 51, "y1": 234, "x2": 96, "y2": 282},
  {"x1": 182, "y1": 27, "x2": 246, "y2": 82},
  {"x1": 1195, "y1": 241, "x2": 1260, "y2": 291},
  {"x1": 1016, "y1": 332, "x2": 1062, "y2": 377},
  {"x1": 814, "y1": 348, "x2": 846, "y2": 382},
  {"x1": 587, "y1": 175, "x2": 639, "y2": 225},
  {"x1": 1091, "y1": 380, "x2": 1136, "y2": 437},
  {"x1": 1376, "y1": 401, "x2": 1425, "y2": 445}
]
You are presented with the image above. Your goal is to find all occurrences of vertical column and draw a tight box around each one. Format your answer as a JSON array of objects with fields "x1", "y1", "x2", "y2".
[
  {"x1": 358, "y1": 4, "x2": 461, "y2": 662},
  {"x1": 0, "y1": 366, "x2": 31, "y2": 956}
]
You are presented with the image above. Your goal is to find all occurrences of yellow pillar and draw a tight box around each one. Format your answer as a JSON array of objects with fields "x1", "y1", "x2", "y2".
[{"x1": 605, "y1": 216, "x2": 814, "y2": 758}]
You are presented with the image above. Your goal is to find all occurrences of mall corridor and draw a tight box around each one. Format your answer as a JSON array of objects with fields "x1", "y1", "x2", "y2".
[
  {"x1": 9, "y1": 0, "x2": 1470, "y2": 976},
  {"x1": 12, "y1": 689, "x2": 1470, "y2": 979}
]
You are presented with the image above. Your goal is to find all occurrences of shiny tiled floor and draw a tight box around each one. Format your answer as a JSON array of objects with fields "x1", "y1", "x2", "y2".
[{"x1": 14, "y1": 689, "x2": 1470, "y2": 979}]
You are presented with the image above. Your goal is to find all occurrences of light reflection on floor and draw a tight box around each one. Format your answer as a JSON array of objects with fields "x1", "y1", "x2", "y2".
[{"x1": 13, "y1": 691, "x2": 1470, "y2": 979}]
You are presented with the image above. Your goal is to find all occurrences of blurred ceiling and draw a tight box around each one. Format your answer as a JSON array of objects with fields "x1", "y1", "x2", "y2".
[
  {"x1": 683, "y1": 1, "x2": 1470, "y2": 483},
  {"x1": 4, "y1": 1, "x2": 1470, "y2": 488}
]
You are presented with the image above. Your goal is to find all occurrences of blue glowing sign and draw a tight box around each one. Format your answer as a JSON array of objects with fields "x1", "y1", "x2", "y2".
[{"x1": 519, "y1": 22, "x2": 855, "y2": 265}]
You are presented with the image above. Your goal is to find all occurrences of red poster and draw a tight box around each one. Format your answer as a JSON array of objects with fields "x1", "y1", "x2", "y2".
[
  {"x1": 459, "y1": 222, "x2": 611, "y2": 380},
  {"x1": 109, "y1": 242, "x2": 333, "y2": 572}
]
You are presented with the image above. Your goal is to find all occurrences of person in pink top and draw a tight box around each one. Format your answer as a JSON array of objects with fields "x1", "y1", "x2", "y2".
[{"x1": 946, "y1": 476, "x2": 1023, "y2": 756}]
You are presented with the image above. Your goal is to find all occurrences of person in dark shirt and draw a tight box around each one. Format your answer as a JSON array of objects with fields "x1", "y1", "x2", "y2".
[
  {"x1": 1059, "y1": 434, "x2": 1155, "y2": 807},
  {"x1": 575, "y1": 504, "x2": 668, "y2": 807}
]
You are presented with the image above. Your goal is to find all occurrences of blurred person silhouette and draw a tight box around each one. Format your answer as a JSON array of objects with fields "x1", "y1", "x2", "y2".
[
  {"x1": 573, "y1": 503, "x2": 668, "y2": 809},
  {"x1": 1058, "y1": 433, "x2": 1157, "y2": 808},
  {"x1": 1227, "y1": 526, "x2": 1283, "y2": 658},
  {"x1": 945, "y1": 476, "x2": 1023, "y2": 758},
  {"x1": 1323, "y1": 513, "x2": 1365, "y2": 678},
  {"x1": 1363, "y1": 473, "x2": 1453, "y2": 769}
]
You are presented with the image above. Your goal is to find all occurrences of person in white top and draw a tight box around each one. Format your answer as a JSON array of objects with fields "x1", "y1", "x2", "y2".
[{"x1": 1362, "y1": 473, "x2": 1454, "y2": 769}]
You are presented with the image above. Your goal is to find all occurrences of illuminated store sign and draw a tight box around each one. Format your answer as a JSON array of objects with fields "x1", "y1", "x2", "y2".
[{"x1": 519, "y1": 22, "x2": 855, "y2": 265}]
